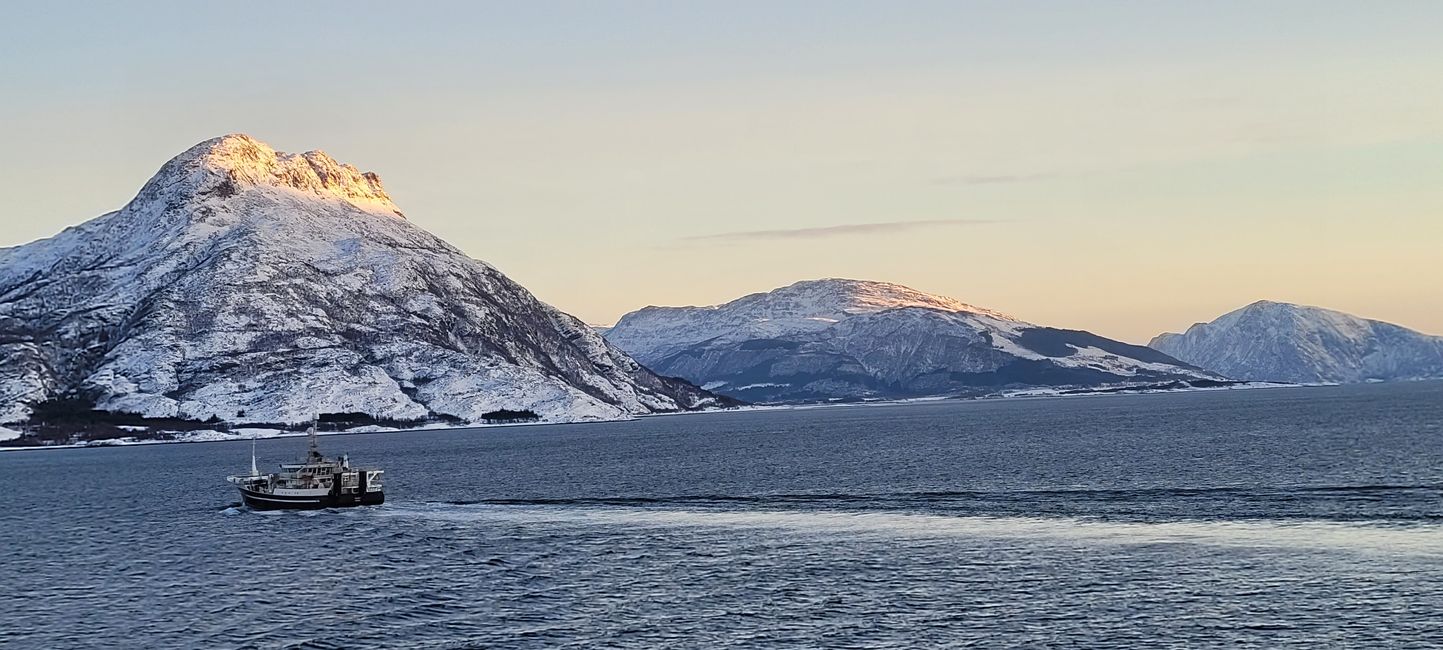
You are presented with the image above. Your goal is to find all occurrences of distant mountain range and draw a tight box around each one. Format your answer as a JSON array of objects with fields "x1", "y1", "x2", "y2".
[
  {"x1": 5, "y1": 134, "x2": 1437, "y2": 447},
  {"x1": 605, "y1": 279, "x2": 1214, "y2": 402},
  {"x1": 1150, "y1": 301, "x2": 1443, "y2": 384},
  {"x1": 0, "y1": 134, "x2": 723, "y2": 435}
]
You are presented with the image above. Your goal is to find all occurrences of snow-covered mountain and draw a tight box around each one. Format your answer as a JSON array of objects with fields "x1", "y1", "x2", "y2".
[
  {"x1": 1149, "y1": 301, "x2": 1443, "y2": 384},
  {"x1": 605, "y1": 279, "x2": 1213, "y2": 402},
  {"x1": 0, "y1": 134, "x2": 723, "y2": 428}
]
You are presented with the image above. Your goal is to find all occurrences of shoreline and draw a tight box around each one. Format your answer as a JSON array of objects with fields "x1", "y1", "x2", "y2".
[
  {"x1": 0, "y1": 380, "x2": 1317, "y2": 453},
  {"x1": 0, "y1": 418, "x2": 581, "y2": 453}
]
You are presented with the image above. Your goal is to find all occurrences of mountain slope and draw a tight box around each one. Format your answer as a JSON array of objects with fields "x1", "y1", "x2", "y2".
[
  {"x1": 605, "y1": 279, "x2": 1212, "y2": 402},
  {"x1": 1149, "y1": 301, "x2": 1443, "y2": 384},
  {"x1": 0, "y1": 134, "x2": 721, "y2": 427}
]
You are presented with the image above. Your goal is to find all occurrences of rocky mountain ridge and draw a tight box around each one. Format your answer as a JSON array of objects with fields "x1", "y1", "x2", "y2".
[
  {"x1": 0, "y1": 134, "x2": 723, "y2": 435},
  {"x1": 606, "y1": 279, "x2": 1214, "y2": 402},
  {"x1": 1150, "y1": 300, "x2": 1443, "y2": 383}
]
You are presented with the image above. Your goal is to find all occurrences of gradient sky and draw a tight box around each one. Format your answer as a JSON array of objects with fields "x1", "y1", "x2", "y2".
[{"x1": 3, "y1": 1, "x2": 1441, "y2": 343}]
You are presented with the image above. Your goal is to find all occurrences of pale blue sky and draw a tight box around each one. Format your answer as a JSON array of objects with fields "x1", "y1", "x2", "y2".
[{"x1": 3, "y1": 1, "x2": 1441, "y2": 341}]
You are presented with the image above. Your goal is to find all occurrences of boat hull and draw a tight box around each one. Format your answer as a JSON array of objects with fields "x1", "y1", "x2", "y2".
[{"x1": 238, "y1": 486, "x2": 384, "y2": 510}]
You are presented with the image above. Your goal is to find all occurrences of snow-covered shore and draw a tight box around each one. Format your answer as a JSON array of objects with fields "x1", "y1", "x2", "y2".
[
  {"x1": 0, "y1": 381, "x2": 1316, "y2": 452},
  {"x1": 0, "y1": 420, "x2": 545, "y2": 452},
  {"x1": 990, "y1": 380, "x2": 1307, "y2": 398}
]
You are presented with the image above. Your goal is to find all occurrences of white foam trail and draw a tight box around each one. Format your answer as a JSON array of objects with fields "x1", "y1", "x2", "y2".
[{"x1": 391, "y1": 504, "x2": 1443, "y2": 558}]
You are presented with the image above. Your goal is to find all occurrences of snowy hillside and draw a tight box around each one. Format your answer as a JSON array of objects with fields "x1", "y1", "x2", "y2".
[
  {"x1": 606, "y1": 279, "x2": 1213, "y2": 402},
  {"x1": 1150, "y1": 301, "x2": 1443, "y2": 383},
  {"x1": 0, "y1": 134, "x2": 722, "y2": 431}
]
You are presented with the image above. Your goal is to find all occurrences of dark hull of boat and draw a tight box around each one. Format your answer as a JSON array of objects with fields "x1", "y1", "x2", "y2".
[{"x1": 239, "y1": 487, "x2": 384, "y2": 511}]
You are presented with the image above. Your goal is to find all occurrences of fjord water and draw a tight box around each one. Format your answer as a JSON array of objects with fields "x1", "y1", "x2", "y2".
[{"x1": 3, "y1": 383, "x2": 1441, "y2": 648}]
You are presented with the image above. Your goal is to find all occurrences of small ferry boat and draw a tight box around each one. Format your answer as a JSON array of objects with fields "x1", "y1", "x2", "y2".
[{"x1": 227, "y1": 422, "x2": 384, "y2": 510}]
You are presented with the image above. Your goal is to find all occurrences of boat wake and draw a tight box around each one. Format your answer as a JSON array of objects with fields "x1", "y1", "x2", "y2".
[
  {"x1": 424, "y1": 484, "x2": 1443, "y2": 526},
  {"x1": 379, "y1": 498, "x2": 1443, "y2": 558},
  {"x1": 445, "y1": 483, "x2": 1443, "y2": 507}
]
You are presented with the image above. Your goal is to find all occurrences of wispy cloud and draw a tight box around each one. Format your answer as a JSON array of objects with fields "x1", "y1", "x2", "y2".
[
  {"x1": 682, "y1": 218, "x2": 998, "y2": 243},
  {"x1": 928, "y1": 173, "x2": 1058, "y2": 186}
]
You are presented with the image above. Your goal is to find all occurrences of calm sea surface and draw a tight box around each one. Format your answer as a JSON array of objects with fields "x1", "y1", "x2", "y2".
[{"x1": 3, "y1": 382, "x2": 1442, "y2": 649}]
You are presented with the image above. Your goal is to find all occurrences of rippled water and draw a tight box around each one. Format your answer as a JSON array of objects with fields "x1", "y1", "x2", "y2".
[{"x1": 3, "y1": 382, "x2": 1442, "y2": 648}]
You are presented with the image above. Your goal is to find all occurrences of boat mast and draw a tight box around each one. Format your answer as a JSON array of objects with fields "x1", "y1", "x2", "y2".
[
  {"x1": 307, "y1": 415, "x2": 321, "y2": 461},
  {"x1": 250, "y1": 434, "x2": 259, "y2": 477}
]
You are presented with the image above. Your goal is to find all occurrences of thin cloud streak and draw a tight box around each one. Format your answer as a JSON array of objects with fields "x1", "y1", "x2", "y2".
[
  {"x1": 929, "y1": 173, "x2": 1058, "y2": 186},
  {"x1": 683, "y1": 218, "x2": 999, "y2": 243}
]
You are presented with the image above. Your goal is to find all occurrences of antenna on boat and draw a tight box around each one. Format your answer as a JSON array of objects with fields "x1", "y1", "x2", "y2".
[
  {"x1": 307, "y1": 415, "x2": 321, "y2": 461},
  {"x1": 250, "y1": 433, "x2": 259, "y2": 477}
]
